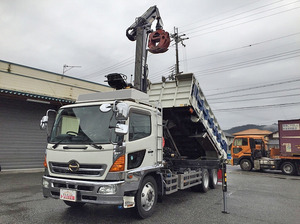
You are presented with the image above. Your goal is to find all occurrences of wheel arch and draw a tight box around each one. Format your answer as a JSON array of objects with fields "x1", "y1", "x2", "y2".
[
  {"x1": 137, "y1": 171, "x2": 163, "y2": 201},
  {"x1": 280, "y1": 160, "x2": 297, "y2": 175},
  {"x1": 237, "y1": 156, "x2": 253, "y2": 165}
]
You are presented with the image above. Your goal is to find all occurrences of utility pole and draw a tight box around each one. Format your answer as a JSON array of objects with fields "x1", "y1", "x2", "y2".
[{"x1": 171, "y1": 27, "x2": 189, "y2": 75}]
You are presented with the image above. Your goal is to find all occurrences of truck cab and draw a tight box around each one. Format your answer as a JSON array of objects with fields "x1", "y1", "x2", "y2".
[{"x1": 231, "y1": 135, "x2": 267, "y2": 171}]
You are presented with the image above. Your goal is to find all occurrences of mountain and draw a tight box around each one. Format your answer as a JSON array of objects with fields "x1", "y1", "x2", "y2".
[{"x1": 225, "y1": 123, "x2": 278, "y2": 135}]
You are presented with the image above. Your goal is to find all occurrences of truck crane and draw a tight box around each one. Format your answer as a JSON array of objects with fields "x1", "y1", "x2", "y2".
[
  {"x1": 126, "y1": 5, "x2": 170, "y2": 92},
  {"x1": 40, "y1": 6, "x2": 227, "y2": 219}
]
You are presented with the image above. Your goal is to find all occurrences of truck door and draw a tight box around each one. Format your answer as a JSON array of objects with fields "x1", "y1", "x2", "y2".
[
  {"x1": 231, "y1": 137, "x2": 251, "y2": 165},
  {"x1": 125, "y1": 110, "x2": 157, "y2": 170}
]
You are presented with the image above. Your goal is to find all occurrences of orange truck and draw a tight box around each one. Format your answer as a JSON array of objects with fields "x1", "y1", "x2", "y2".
[{"x1": 231, "y1": 119, "x2": 300, "y2": 175}]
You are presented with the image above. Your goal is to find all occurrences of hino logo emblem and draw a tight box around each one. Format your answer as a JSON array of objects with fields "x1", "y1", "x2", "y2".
[{"x1": 68, "y1": 160, "x2": 80, "y2": 172}]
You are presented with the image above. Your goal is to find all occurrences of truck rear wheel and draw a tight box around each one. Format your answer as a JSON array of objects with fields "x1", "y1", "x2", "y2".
[
  {"x1": 281, "y1": 162, "x2": 295, "y2": 175},
  {"x1": 240, "y1": 159, "x2": 253, "y2": 171},
  {"x1": 209, "y1": 169, "x2": 218, "y2": 189},
  {"x1": 135, "y1": 176, "x2": 157, "y2": 219},
  {"x1": 192, "y1": 169, "x2": 209, "y2": 193}
]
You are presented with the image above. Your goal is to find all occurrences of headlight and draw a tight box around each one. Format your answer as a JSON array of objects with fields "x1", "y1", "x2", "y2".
[
  {"x1": 43, "y1": 179, "x2": 49, "y2": 188},
  {"x1": 98, "y1": 185, "x2": 117, "y2": 195}
]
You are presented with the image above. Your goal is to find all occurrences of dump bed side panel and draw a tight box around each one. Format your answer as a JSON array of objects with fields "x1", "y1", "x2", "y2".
[
  {"x1": 278, "y1": 119, "x2": 300, "y2": 157},
  {"x1": 148, "y1": 73, "x2": 227, "y2": 159}
]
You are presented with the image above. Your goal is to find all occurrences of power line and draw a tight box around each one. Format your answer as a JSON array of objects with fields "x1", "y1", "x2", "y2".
[
  {"x1": 148, "y1": 32, "x2": 300, "y2": 83},
  {"x1": 208, "y1": 87, "x2": 300, "y2": 100},
  {"x1": 79, "y1": 56, "x2": 134, "y2": 79},
  {"x1": 189, "y1": 6, "x2": 300, "y2": 39},
  {"x1": 194, "y1": 49, "x2": 300, "y2": 76},
  {"x1": 206, "y1": 76, "x2": 300, "y2": 97},
  {"x1": 214, "y1": 101, "x2": 300, "y2": 112},
  {"x1": 179, "y1": 0, "x2": 262, "y2": 31},
  {"x1": 211, "y1": 93, "x2": 300, "y2": 104},
  {"x1": 181, "y1": 32, "x2": 300, "y2": 62},
  {"x1": 184, "y1": 1, "x2": 299, "y2": 36}
]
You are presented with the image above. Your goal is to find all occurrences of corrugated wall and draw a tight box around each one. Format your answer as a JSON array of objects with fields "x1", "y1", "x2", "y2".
[{"x1": 0, "y1": 97, "x2": 58, "y2": 170}]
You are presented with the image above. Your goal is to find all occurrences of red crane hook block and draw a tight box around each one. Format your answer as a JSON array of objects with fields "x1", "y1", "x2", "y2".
[{"x1": 148, "y1": 29, "x2": 170, "y2": 54}]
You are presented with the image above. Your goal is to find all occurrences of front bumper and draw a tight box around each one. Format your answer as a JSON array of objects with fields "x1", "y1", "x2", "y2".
[{"x1": 43, "y1": 176, "x2": 129, "y2": 205}]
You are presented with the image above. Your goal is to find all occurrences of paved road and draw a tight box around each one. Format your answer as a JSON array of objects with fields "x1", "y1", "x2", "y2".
[{"x1": 0, "y1": 166, "x2": 299, "y2": 224}]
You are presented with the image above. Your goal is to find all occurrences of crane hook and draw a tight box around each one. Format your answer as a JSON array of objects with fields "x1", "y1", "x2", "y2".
[{"x1": 148, "y1": 29, "x2": 170, "y2": 54}]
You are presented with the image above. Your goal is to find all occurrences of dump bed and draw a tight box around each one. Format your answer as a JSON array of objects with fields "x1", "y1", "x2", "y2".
[
  {"x1": 278, "y1": 119, "x2": 300, "y2": 157},
  {"x1": 148, "y1": 73, "x2": 227, "y2": 159}
]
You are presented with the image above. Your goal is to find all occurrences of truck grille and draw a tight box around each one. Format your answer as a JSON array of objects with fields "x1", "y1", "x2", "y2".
[{"x1": 49, "y1": 162, "x2": 107, "y2": 177}]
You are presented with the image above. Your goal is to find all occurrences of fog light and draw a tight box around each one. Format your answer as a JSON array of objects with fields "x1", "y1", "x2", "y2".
[
  {"x1": 43, "y1": 179, "x2": 49, "y2": 188},
  {"x1": 98, "y1": 185, "x2": 117, "y2": 195}
]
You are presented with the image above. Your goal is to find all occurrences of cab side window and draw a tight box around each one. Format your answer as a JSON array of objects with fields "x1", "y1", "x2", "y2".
[
  {"x1": 234, "y1": 138, "x2": 248, "y2": 146},
  {"x1": 129, "y1": 112, "x2": 151, "y2": 141}
]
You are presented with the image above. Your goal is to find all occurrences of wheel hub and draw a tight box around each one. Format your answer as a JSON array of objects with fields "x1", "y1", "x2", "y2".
[{"x1": 140, "y1": 182, "x2": 155, "y2": 211}]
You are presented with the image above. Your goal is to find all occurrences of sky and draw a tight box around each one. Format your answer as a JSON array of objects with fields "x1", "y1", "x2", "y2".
[{"x1": 1, "y1": 0, "x2": 300, "y2": 130}]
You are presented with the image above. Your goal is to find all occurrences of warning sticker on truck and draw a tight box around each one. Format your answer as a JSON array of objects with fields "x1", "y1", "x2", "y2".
[
  {"x1": 283, "y1": 143, "x2": 292, "y2": 152},
  {"x1": 282, "y1": 124, "x2": 300, "y2": 131}
]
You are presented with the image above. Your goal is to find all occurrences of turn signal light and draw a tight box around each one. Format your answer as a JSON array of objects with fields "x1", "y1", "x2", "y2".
[
  {"x1": 43, "y1": 155, "x2": 48, "y2": 168},
  {"x1": 109, "y1": 155, "x2": 125, "y2": 172}
]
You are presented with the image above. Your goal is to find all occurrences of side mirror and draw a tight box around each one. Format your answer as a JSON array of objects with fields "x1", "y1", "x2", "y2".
[
  {"x1": 115, "y1": 123, "x2": 128, "y2": 135},
  {"x1": 115, "y1": 102, "x2": 129, "y2": 120},
  {"x1": 100, "y1": 103, "x2": 112, "y2": 112},
  {"x1": 40, "y1": 116, "x2": 48, "y2": 130},
  {"x1": 40, "y1": 109, "x2": 57, "y2": 136}
]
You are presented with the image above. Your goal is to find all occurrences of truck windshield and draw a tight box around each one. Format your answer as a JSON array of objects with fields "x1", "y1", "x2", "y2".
[{"x1": 50, "y1": 105, "x2": 116, "y2": 144}]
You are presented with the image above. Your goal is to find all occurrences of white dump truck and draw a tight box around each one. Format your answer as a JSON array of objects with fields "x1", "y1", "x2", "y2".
[
  {"x1": 41, "y1": 73, "x2": 227, "y2": 218},
  {"x1": 40, "y1": 6, "x2": 227, "y2": 218}
]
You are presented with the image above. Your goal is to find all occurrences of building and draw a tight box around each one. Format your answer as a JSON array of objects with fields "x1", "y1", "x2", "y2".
[
  {"x1": 224, "y1": 132, "x2": 234, "y2": 146},
  {"x1": 233, "y1": 129, "x2": 272, "y2": 141},
  {"x1": 267, "y1": 131, "x2": 279, "y2": 149},
  {"x1": 0, "y1": 60, "x2": 111, "y2": 170}
]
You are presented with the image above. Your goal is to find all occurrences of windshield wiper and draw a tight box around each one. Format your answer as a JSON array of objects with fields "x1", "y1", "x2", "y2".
[
  {"x1": 52, "y1": 133, "x2": 103, "y2": 150},
  {"x1": 52, "y1": 134, "x2": 73, "y2": 149},
  {"x1": 78, "y1": 135, "x2": 103, "y2": 150},
  {"x1": 89, "y1": 143, "x2": 103, "y2": 150}
]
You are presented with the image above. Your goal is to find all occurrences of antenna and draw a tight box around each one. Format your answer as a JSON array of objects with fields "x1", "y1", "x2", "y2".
[{"x1": 63, "y1": 64, "x2": 81, "y2": 75}]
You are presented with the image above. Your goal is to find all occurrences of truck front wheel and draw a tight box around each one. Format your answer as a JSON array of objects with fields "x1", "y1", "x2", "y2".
[
  {"x1": 240, "y1": 159, "x2": 253, "y2": 171},
  {"x1": 281, "y1": 162, "x2": 295, "y2": 175},
  {"x1": 135, "y1": 176, "x2": 158, "y2": 219}
]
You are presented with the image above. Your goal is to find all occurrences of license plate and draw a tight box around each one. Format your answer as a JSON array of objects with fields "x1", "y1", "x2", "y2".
[{"x1": 60, "y1": 189, "x2": 77, "y2": 202}]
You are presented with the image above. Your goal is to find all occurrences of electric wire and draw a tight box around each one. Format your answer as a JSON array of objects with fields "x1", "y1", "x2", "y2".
[
  {"x1": 207, "y1": 87, "x2": 300, "y2": 101},
  {"x1": 211, "y1": 93, "x2": 300, "y2": 104},
  {"x1": 184, "y1": 1, "x2": 299, "y2": 36},
  {"x1": 206, "y1": 76, "x2": 300, "y2": 97},
  {"x1": 214, "y1": 101, "x2": 300, "y2": 112},
  {"x1": 181, "y1": 32, "x2": 300, "y2": 62},
  {"x1": 189, "y1": 6, "x2": 300, "y2": 39},
  {"x1": 194, "y1": 49, "x2": 300, "y2": 77},
  {"x1": 78, "y1": 56, "x2": 135, "y2": 79},
  {"x1": 179, "y1": 0, "x2": 262, "y2": 31}
]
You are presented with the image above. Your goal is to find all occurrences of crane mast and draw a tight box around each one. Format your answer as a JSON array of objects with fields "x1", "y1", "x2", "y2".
[{"x1": 126, "y1": 6, "x2": 170, "y2": 93}]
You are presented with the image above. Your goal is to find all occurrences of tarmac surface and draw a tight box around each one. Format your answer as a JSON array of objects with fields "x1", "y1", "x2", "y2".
[{"x1": 0, "y1": 165, "x2": 299, "y2": 224}]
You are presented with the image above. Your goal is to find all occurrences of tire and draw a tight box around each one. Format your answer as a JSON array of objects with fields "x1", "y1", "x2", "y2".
[
  {"x1": 135, "y1": 176, "x2": 158, "y2": 219},
  {"x1": 192, "y1": 169, "x2": 209, "y2": 193},
  {"x1": 209, "y1": 169, "x2": 218, "y2": 189},
  {"x1": 63, "y1": 200, "x2": 85, "y2": 208},
  {"x1": 281, "y1": 162, "x2": 295, "y2": 175},
  {"x1": 240, "y1": 159, "x2": 253, "y2": 171}
]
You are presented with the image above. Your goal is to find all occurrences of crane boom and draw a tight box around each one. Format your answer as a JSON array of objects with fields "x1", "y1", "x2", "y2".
[{"x1": 126, "y1": 5, "x2": 170, "y2": 93}]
